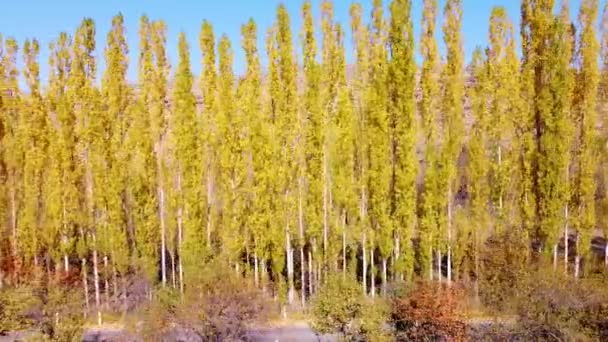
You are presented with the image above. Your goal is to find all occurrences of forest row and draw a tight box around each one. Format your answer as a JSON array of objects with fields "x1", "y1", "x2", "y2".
[{"x1": 1, "y1": 0, "x2": 608, "y2": 312}]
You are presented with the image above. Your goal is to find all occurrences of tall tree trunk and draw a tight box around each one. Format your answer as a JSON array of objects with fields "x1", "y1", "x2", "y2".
[
  {"x1": 92, "y1": 239, "x2": 101, "y2": 325},
  {"x1": 122, "y1": 276, "x2": 128, "y2": 316},
  {"x1": 177, "y1": 204, "x2": 184, "y2": 296},
  {"x1": 394, "y1": 234, "x2": 400, "y2": 281},
  {"x1": 159, "y1": 169, "x2": 167, "y2": 286},
  {"x1": 564, "y1": 204, "x2": 569, "y2": 274},
  {"x1": 64, "y1": 254, "x2": 69, "y2": 274},
  {"x1": 342, "y1": 212, "x2": 347, "y2": 276},
  {"x1": 170, "y1": 252, "x2": 176, "y2": 288},
  {"x1": 553, "y1": 244, "x2": 558, "y2": 271},
  {"x1": 111, "y1": 253, "x2": 118, "y2": 299},
  {"x1": 382, "y1": 258, "x2": 387, "y2": 296},
  {"x1": 430, "y1": 246, "x2": 434, "y2": 281},
  {"x1": 574, "y1": 234, "x2": 580, "y2": 279},
  {"x1": 323, "y1": 154, "x2": 329, "y2": 272},
  {"x1": 82, "y1": 258, "x2": 89, "y2": 316},
  {"x1": 300, "y1": 247, "x2": 306, "y2": 305},
  {"x1": 10, "y1": 184, "x2": 17, "y2": 258},
  {"x1": 308, "y1": 248, "x2": 314, "y2": 295},
  {"x1": 298, "y1": 177, "x2": 305, "y2": 305},
  {"x1": 447, "y1": 188, "x2": 452, "y2": 285},
  {"x1": 604, "y1": 241, "x2": 608, "y2": 268},
  {"x1": 370, "y1": 248, "x2": 375, "y2": 298},
  {"x1": 104, "y1": 255, "x2": 110, "y2": 310},
  {"x1": 254, "y1": 250, "x2": 259, "y2": 287},
  {"x1": 362, "y1": 233, "x2": 367, "y2": 296},
  {"x1": 286, "y1": 231, "x2": 294, "y2": 304},
  {"x1": 437, "y1": 250, "x2": 442, "y2": 282},
  {"x1": 206, "y1": 169, "x2": 214, "y2": 248}
]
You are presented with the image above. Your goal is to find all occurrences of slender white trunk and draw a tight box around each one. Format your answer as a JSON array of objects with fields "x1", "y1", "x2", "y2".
[
  {"x1": 342, "y1": 212, "x2": 347, "y2": 275},
  {"x1": 394, "y1": 235, "x2": 400, "y2": 281},
  {"x1": 604, "y1": 241, "x2": 608, "y2": 268},
  {"x1": 298, "y1": 178, "x2": 305, "y2": 305},
  {"x1": 177, "y1": 207, "x2": 184, "y2": 296},
  {"x1": 498, "y1": 145, "x2": 503, "y2": 212},
  {"x1": 300, "y1": 246, "x2": 306, "y2": 306},
  {"x1": 308, "y1": 249, "x2": 313, "y2": 295},
  {"x1": 323, "y1": 154, "x2": 329, "y2": 268},
  {"x1": 362, "y1": 233, "x2": 367, "y2": 296},
  {"x1": 10, "y1": 186, "x2": 17, "y2": 257},
  {"x1": 553, "y1": 244, "x2": 558, "y2": 271},
  {"x1": 112, "y1": 260, "x2": 118, "y2": 301},
  {"x1": 574, "y1": 234, "x2": 580, "y2": 279},
  {"x1": 159, "y1": 173, "x2": 167, "y2": 286},
  {"x1": 122, "y1": 276, "x2": 128, "y2": 315},
  {"x1": 104, "y1": 255, "x2": 110, "y2": 310},
  {"x1": 564, "y1": 204, "x2": 569, "y2": 274},
  {"x1": 206, "y1": 167, "x2": 213, "y2": 248},
  {"x1": 64, "y1": 254, "x2": 69, "y2": 273},
  {"x1": 370, "y1": 248, "x2": 375, "y2": 298},
  {"x1": 382, "y1": 258, "x2": 387, "y2": 296},
  {"x1": 82, "y1": 258, "x2": 89, "y2": 314},
  {"x1": 447, "y1": 187, "x2": 452, "y2": 285},
  {"x1": 286, "y1": 231, "x2": 294, "y2": 304},
  {"x1": 430, "y1": 246, "x2": 434, "y2": 281},
  {"x1": 171, "y1": 252, "x2": 176, "y2": 288},
  {"x1": 92, "y1": 241, "x2": 101, "y2": 325},
  {"x1": 254, "y1": 250, "x2": 259, "y2": 287},
  {"x1": 437, "y1": 250, "x2": 442, "y2": 282}
]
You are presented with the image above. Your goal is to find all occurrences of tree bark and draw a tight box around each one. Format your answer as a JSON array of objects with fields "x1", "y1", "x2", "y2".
[
  {"x1": 370, "y1": 248, "x2": 375, "y2": 298},
  {"x1": 92, "y1": 241, "x2": 101, "y2": 325},
  {"x1": 82, "y1": 258, "x2": 89, "y2": 315},
  {"x1": 437, "y1": 250, "x2": 442, "y2": 282},
  {"x1": 300, "y1": 247, "x2": 306, "y2": 305},
  {"x1": 362, "y1": 233, "x2": 367, "y2": 296},
  {"x1": 254, "y1": 250, "x2": 259, "y2": 287},
  {"x1": 447, "y1": 187, "x2": 452, "y2": 285},
  {"x1": 564, "y1": 204, "x2": 569, "y2": 274},
  {"x1": 64, "y1": 254, "x2": 69, "y2": 274},
  {"x1": 159, "y1": 172, "x2": 167, "y2": 287},
  {"x1": 604, "y1": 241, "x2": 608, "y2": 268},
  {"x1": 382, "y1": 258, "x2": 387, "y2": 296},
  {"x1": 342, "y1": 212, "x2": 347, "y2": 276},
  {"x1": 286, "y1": 230, "x2": 294, "y2": 304},
  {"x1": 104, "y1": 255, "x2": 110, "y2": 310},
  {"x1": 308, "y1": 249, "x2": 314, "y2": 295},
  {"x1": 553, "y1": 244, "x2": 558, "y2": 272}
]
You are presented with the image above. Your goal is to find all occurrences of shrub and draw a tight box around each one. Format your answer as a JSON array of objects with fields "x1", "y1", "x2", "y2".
[
  {"x1": 391, "y1": 282, "x2": 467, "y2": 341},
  {"x1": 311, "y1": 274, "x2": 388, "y2": 341},
  {"x1": 0, "y1": 286, "x2": 41, "y2": 334},
  {"x1": 176, "y1": 260, "x2": 270, "y2": 341}
]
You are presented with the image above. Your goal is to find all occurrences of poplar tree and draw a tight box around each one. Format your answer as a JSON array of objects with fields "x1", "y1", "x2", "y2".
[
  {"x1": 487, "y1": 7, "x2": 516, "y2": 226},
  {"x1": 467, "y1": 47, "x2": 490, "y2": 297},
  {"x1": 330, "y1": 23, "x2": 356, "y2": 278},
  {"x1": 20, "y1": 39, "x2": 45, "y2": 268},
  {"x1": 388, "y1": 0, "x2": 417, "y2": 282},
  {"x1": 100, "y1": 13, "x2": 130, "y2": 308},
  {"x1": 47, "y1": 32, "x2": 78, "y2": 280},
  {"x1": 440, "y1": 0, "x2": 465, "y2": 284},
  {"x1": 274, "y1": 3, "x2": 298, "y2": 306},
  {"x1": 217, "y1": 34, "x2": 245, "y2": 266},
  {"x1": 240, "y1": 19, "x2": 268, "y2": 289},
  {"x1": 419, "y1": 0, "x2": 441, "y2": 281},
  {"x1": 301, "y1": 0, "x2": 321, "y2": 297},
  {"x1": 200, "y1": 20, "x2": 217, "y2": 253},
  {"x1": 171, "y1": 31, "x2": 198, "y2": 293},
  {"x1": 572, "y1": 0, "x2": 599, "y2": 276},
  {"x1": 2, "y1": 38, "x2": 22, "y2": 271},
  {"x1": 367, "y1": 0, "x2": 391, "y2": 297},
  {"x1": 70, "y1": 18, "x2": 101, "y2": 323}
]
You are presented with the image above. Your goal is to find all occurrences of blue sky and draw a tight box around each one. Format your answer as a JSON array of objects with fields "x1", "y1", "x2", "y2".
[{"x1": 0, "y1": 0, "x2": 598, "y2": 85}]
